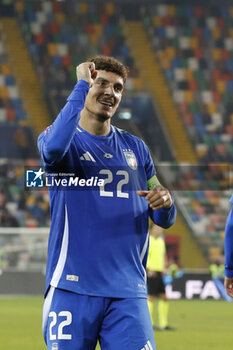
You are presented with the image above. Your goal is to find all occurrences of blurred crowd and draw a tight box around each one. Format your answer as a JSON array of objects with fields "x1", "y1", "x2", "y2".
[{"x1": 0, "y1": 161, "x2": 50, "y2": 227}]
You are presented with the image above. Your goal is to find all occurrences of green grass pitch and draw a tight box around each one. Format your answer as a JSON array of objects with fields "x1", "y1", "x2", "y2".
[{"x1": 1, "y1": 296, "x2": 232, "y2": 350}]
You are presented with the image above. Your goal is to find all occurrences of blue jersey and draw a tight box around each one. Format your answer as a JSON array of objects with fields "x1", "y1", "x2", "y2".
[
  {"x1": 225, "y1": 195, "x2": 233, "y2": 277},
  {"x1": 230, "y1": 195, "x2": 233, "y2": 204},
  {"x1": 38, "y1": 80, "x2": 176, "y2": 299}
]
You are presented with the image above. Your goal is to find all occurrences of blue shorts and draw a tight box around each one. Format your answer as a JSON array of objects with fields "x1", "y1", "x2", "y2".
[{"x1": 42, "y1": 287, "x2": 156, "y2": 350}]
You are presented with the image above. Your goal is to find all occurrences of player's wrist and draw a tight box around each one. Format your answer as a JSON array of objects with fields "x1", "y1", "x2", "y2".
[
  {"x1": 225, "y1": 267, "x2": 233, "y2": 278},
  {"x1": 159, "y1": 201, "x2": 174, "y2": 211},
  {"x1": 76, "y1": 79, "x2": 90, "y2": 88}
]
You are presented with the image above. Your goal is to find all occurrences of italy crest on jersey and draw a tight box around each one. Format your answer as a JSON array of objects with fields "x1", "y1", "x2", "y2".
[{"x1": 123, "y1": 149, "x2": 137, "y2": 170}]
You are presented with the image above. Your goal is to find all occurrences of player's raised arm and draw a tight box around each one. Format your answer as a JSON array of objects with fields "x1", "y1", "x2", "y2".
[
  {"x1": 38, "y1": 62, "x2": 96, "y2": 164},
  {"x1": 137, "y1": 181, "x2": 176, "y2": 229}
]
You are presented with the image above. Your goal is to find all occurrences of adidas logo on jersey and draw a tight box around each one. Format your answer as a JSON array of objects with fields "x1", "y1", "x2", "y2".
[
  {"x1": 80, "y1": 152, "x2": 96, "y2": 162},
  {"x1": 141, "y1": 340, "x2": 153, "y2": 350}
]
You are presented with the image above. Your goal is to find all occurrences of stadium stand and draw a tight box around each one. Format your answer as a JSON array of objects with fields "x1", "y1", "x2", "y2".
[
  {"x1": 0, "y1": 23, "x2": 26, "y2": 123},
  {"x1": 122, "y1": 21, "x2": 197, "y2": 163},
  {"x1": 0, "y1": 160, "x2": 50, "y2": 228},
  {"x1": 163, "y1": 163, "x2": 231, "y2": 261},
  {"x1": 14, "y1": 0, "x2": 141, "y2": 111},
  {"x1": 0, "y1": 36, "x2": 26, "y2": 124},
  {"x1": 135, "y1": 3, "x2": 233, "y2": 261},
  {"x1": 141, "y1": 3, "x2": 233, "y2": 162},
  {"x1": 0, "y1": 22, "x2": 38, "y2": 158}
]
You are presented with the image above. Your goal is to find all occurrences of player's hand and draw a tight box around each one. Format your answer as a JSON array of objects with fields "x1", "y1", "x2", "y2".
[
  {"x1": 76, "y1": 62, "x2": 97, "y2": 85},
  {"x1": 147, "y1": 270, "x2": 158, "y2": 277},
  {"x1": 137, "y1": 185, "x2": 172, "y2": 210},
  {"x1": 224, "y1": 277, "x2": 233, "y2": 298}
]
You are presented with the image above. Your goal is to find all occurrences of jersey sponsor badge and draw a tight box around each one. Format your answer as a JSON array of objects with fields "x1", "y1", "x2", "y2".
[
  {"x1": 123, "y1": 149, "x2": 137, "y2": 170},
  {"x1": 66, "y1": 274, "x2": 79, "y2": 282}
]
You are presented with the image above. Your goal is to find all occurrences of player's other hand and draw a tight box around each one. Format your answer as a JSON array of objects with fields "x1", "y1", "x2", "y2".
[
  {"x1": 224, "y1": 277, "x2": 233, "y2": 298},
  {"x1": 137, "y1": 186, "x2": 172, "y2": 210},
  {"x1": 76, "y1": 62, "x2": 97, "y2": 85}
]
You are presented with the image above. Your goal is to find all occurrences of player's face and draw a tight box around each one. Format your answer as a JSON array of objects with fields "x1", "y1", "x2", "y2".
[{"x1": 85, "y1": 70, "x2": 124, "y2": 120}]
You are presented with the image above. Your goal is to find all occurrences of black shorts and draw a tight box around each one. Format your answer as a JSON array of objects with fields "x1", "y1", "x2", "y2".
[{"x1": 147, "y1": 271, "x2": 165, "y2": 296}]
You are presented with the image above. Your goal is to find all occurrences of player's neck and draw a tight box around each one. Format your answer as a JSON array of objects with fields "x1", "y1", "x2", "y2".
[{"x1": 79, "y1": 110, "x2": 111, "y2": 136}]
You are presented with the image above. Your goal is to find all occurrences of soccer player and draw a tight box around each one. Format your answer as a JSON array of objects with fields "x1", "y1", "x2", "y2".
[
  {"x1": 224, "y1": 195, "x2": 233, "y2": 298},
  {"x1": 147, "y1": 224, "x2": 174, "y2": 331},
  {"x1": 38, "y1": 56, "x2": 177, "y2": 350}
]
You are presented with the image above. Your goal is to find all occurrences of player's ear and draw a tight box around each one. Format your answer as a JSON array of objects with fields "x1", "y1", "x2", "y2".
[
  {"x1": 91, "y1": 70, "x2": 98, "y2": 80},
  {"x1": 90, "y1": 70, "x2": 98, "y2": 88}
]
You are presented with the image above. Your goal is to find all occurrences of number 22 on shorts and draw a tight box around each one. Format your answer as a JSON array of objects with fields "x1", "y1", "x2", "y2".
[{"x1": 49, "y1": 311, "x2": 72, "y2": 340}]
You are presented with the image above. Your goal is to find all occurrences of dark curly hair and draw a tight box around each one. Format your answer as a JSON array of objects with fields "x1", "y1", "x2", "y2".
[{"x1": 89, "y1": 55, "x2": 128, "y2": 83}]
